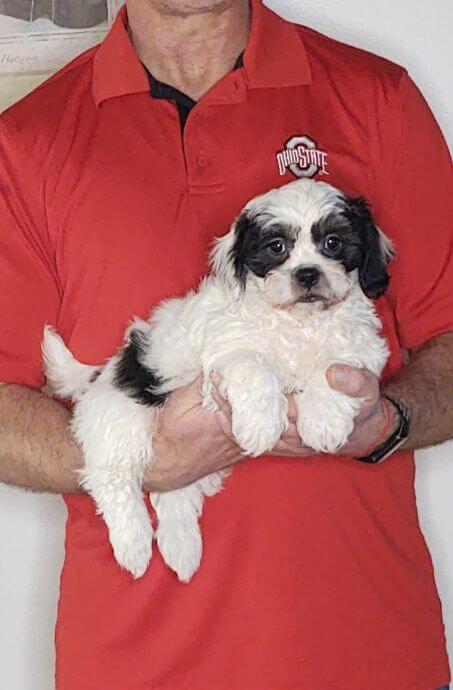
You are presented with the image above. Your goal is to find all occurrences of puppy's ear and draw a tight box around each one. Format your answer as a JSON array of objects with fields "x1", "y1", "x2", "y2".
[
  {"x1": 345, "y1": 197, "x2": 394, "y2": 299},
  {"x1": 210, "y1": 212, "x2": 253, "y2": 289}
]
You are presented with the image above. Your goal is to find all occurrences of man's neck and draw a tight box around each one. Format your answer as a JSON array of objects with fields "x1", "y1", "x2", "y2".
[{"x1": 126, "y1": 0, "x2": 250, "y2": 101}]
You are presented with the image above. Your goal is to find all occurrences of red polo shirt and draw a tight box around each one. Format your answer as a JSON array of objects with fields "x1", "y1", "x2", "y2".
[{"x1": 1, "y1": 3, "x2": 452, "y2": 689}]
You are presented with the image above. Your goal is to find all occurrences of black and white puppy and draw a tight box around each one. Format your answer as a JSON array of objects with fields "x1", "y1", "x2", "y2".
[{"x1": 42, "y1": 179, "x2": 393, "y2": 582}]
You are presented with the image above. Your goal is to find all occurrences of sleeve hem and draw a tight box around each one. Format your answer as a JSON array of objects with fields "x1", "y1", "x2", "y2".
[
  {"x1": 399, "y1": 325, "x2": 453, "y2": 352},
  {"x1": 0, "y1": 361, "x2": 45, "y2": 390}
]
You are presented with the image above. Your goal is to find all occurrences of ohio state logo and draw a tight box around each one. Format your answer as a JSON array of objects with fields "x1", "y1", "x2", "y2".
[{"x1": 276, "y1": 135, "x2": 329, "y2": 178}]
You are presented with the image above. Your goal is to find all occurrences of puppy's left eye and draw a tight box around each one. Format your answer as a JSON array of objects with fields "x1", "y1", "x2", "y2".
[
  {"x1": 324, "y1": 235, "x2": 343, "y2": 254},
  {"x1": 268, "y1": 239, "x2": 287, "y2": 255}
]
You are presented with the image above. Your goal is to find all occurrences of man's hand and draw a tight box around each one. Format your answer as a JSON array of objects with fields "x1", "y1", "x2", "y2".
[
  {"x1": 269, "y1": 395, "x2": 316, "y2": 457},
  {"x1": 143, "y1": 378, "x2": 243, "y2": 492},
  {"x1": 270, "y1": 365, "x2": 398, "y2": 458},
  {"x1": 324, "y1": 365, "x2": 399, "y2": 456}
]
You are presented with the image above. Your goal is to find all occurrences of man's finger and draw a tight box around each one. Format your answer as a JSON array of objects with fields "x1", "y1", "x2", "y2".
[
  {"x1": 326, "y1": 365, "x2": 378, "y2": 401},
  {"x1": 287, "y1": 394, "x2": 298, "y2": 423},
  {"x1": 211, "y1": 384, "x2": 232, "y2": 417},
  {"x1": 214, "y1": 408, "x2": 236, "y2": 440}
]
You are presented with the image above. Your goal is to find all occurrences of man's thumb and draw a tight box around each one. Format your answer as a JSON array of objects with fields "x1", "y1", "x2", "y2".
[{"x1": 326, "y1": 365, "x2": 369, "y2": 397}]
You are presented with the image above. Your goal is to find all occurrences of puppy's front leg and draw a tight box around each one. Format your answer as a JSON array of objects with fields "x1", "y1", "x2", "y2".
[
  {"x1": 295, "y1": 370, "x2": 362, "y2": 454},
  {"x1": 218, "y1": 356, "x2": 288, "y2": 457}
]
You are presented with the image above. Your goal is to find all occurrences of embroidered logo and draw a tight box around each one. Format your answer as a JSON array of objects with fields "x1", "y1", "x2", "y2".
[{"x1": 276, "y1": 135, "x2": 329, "y2": 179}]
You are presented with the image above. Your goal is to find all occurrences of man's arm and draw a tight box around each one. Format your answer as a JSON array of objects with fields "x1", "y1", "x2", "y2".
[
  {"x1": 0, "y1": 379, "x2": 243, "y2": 494},
  {"x1": 384, "y1": 332, "x2": 453, "y2": 449},
  {"x1": 0, "y1": 383, "x2": 83, "y2": 493}
]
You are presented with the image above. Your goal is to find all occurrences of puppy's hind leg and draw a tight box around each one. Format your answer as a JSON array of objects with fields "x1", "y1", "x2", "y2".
[
  {"x1": 150, "y1": 471, "x2": 227, "y2": 583},
  {"x1": 74, "y1": 388, "x2": 156, "y2": 578}
]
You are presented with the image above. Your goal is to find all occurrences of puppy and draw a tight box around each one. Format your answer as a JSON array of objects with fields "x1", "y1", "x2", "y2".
[{"x1": 42, "y1": 178, "x2": 392, "y2": 582}]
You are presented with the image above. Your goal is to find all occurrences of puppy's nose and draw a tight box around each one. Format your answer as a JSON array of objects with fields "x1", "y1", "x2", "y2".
[{"x1": 295, "y1": 266, "x2": 320, "y2": 288}]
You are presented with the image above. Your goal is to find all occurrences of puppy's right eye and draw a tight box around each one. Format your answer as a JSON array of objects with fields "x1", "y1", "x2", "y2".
[
  {"x1": 268, "y1": 240, "x2": 286, "y2": 255},
  {"x1": 324, "y1": 235, "x2": 343, "y2": 255}
]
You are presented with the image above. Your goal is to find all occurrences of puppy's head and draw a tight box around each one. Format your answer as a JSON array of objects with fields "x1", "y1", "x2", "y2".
[{"x1": 211, "y1": 179, "x2": 393, "y2": 311}]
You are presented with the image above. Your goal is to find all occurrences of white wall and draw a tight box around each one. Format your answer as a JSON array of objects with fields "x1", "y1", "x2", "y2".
[{"x1": 0, "y1": 2, "x2": 452, "y2": 689}]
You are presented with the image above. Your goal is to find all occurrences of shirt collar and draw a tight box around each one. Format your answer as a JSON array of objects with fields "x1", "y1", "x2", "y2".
[
  {"x1": 244, "y1": 0, "x2": 311, "y2": 89},
  {"x1": 92, "y1": 1, "x2": 311, "y2": 108},
  {"x1": 92, "y1": 5, "x2": 149, "y2": 107}
]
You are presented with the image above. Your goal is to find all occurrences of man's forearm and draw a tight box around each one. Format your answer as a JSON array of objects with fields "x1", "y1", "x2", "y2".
[
  {"x1": 0, "y1": 377, "x2": 244, "y2": 495},
  {"x1": 384, "y1": 331, "x2": 453, "y2": 450},
  {"x1": 0, "y1": 384, "x2": 83, "y2": 493}
]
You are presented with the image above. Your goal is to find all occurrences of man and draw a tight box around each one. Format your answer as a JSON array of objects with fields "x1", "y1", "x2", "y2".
[{"x1": 0, "y1": 1, "x2": 452, "y2": 688}]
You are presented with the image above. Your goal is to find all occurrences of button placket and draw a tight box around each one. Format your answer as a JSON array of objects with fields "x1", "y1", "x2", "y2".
[
  {"x1": 184, "y1": 108, "x2": 225, "y2": 192},
  {"x1": 196, "y1": 153, "x2": 209, "y2": 169}
]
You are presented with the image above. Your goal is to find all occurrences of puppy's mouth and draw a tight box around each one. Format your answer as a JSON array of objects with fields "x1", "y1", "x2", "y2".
[
  {"x1": 296, "y1": 293, "x2": 325, "y2": 304},
  {"x1": 294, "y1": 285, "x2": 329, "y2": 304},
  {"x1": 293, "y1": 287, "x2": 341, "y2": 309}
]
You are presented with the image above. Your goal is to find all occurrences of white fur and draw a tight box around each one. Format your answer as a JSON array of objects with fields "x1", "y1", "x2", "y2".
[{"x1": 42, "y1": 179, "x2": 390, "y2": 582}]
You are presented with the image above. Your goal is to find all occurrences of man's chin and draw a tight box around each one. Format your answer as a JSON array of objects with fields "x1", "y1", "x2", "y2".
[{"x1": 155, "y1": 0, "x2": 233, "y2": 15}]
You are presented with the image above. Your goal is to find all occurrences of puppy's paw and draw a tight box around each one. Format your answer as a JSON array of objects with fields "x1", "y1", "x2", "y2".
[
  {"x1": 232, "y1": 409, "x2": 286, "y2": 457},
  {"x1": 296, "y1": 390, "x2": 361, "y2": 454},
  {"x1": 225, "y1": 369, "x2": 288, "y2": 456},
  {"x1": 108, "y1": 512, "x2": 153, "y2": 579},
  {"x1": 156, "y1": 520, "x2": 202, "y2": 583}
]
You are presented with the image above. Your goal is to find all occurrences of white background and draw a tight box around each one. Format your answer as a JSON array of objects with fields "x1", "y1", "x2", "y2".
[{"x1": 0, "y1": 1, "x2": 452, "y2": 689}]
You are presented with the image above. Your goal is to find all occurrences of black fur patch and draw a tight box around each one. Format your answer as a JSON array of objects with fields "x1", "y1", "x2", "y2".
[
  {"x1": 311, "y1": 213, "x2": 362, "y2": 272},
  {"x1": 114, "y1": 328, "x2": 168, "y2": 407},
  {"x1": 89, "y1": 369, "x2": 101, "y2": 384},
  {"x1": 312, "y1": 196, "x2": 391, "y2": 299},
  {"x1": 343, "y1": 197, "x2": 390, "y2": 299},
  {"x1": 229, "y1": 213, "x2": 296, "y2": 286}
]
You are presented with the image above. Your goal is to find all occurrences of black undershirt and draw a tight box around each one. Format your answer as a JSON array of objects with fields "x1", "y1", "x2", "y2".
[{"x1": 144, "y1": 54, "x2": 243, "y2": 131}]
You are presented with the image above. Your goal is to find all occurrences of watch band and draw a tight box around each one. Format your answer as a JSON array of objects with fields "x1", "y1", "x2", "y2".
[{"x1": 355, "y1": 395, "x2": 411, "y2": 464}]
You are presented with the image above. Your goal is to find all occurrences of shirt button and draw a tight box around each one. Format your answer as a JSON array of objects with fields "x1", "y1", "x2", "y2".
[{"x1": 197, "y1": 153, "x2": 209, "y2": 168}]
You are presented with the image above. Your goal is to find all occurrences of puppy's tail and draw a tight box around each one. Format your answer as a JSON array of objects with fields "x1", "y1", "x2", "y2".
[{"x1": 42, "y1": 326, "x2": 99, "y2": 401}]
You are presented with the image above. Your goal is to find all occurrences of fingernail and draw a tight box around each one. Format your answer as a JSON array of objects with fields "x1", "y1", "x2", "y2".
[
  {"x1": 329, "y1": 365, "x2": 349, "y2": 385},
  {"x1": 329, "y1": 366, "x2": 363, "y2": 393}
]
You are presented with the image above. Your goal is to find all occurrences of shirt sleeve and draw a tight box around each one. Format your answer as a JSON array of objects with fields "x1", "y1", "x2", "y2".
[
  {"x1": 0, "y1": 117, "x2": 60, "y2": 388},
  {"x1": 376, "y1": 71, "x2": 453, "y2": 351}
]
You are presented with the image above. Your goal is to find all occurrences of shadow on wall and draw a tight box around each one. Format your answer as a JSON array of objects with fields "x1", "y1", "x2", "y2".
[{"x1": 0, "y1": 0, "x2": 108, "y2": 28}]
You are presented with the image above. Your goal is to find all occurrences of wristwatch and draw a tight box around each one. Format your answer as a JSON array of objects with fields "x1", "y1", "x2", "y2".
[{"x1": 355, "y1": 395, "x2": 411, "y2": 464}]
